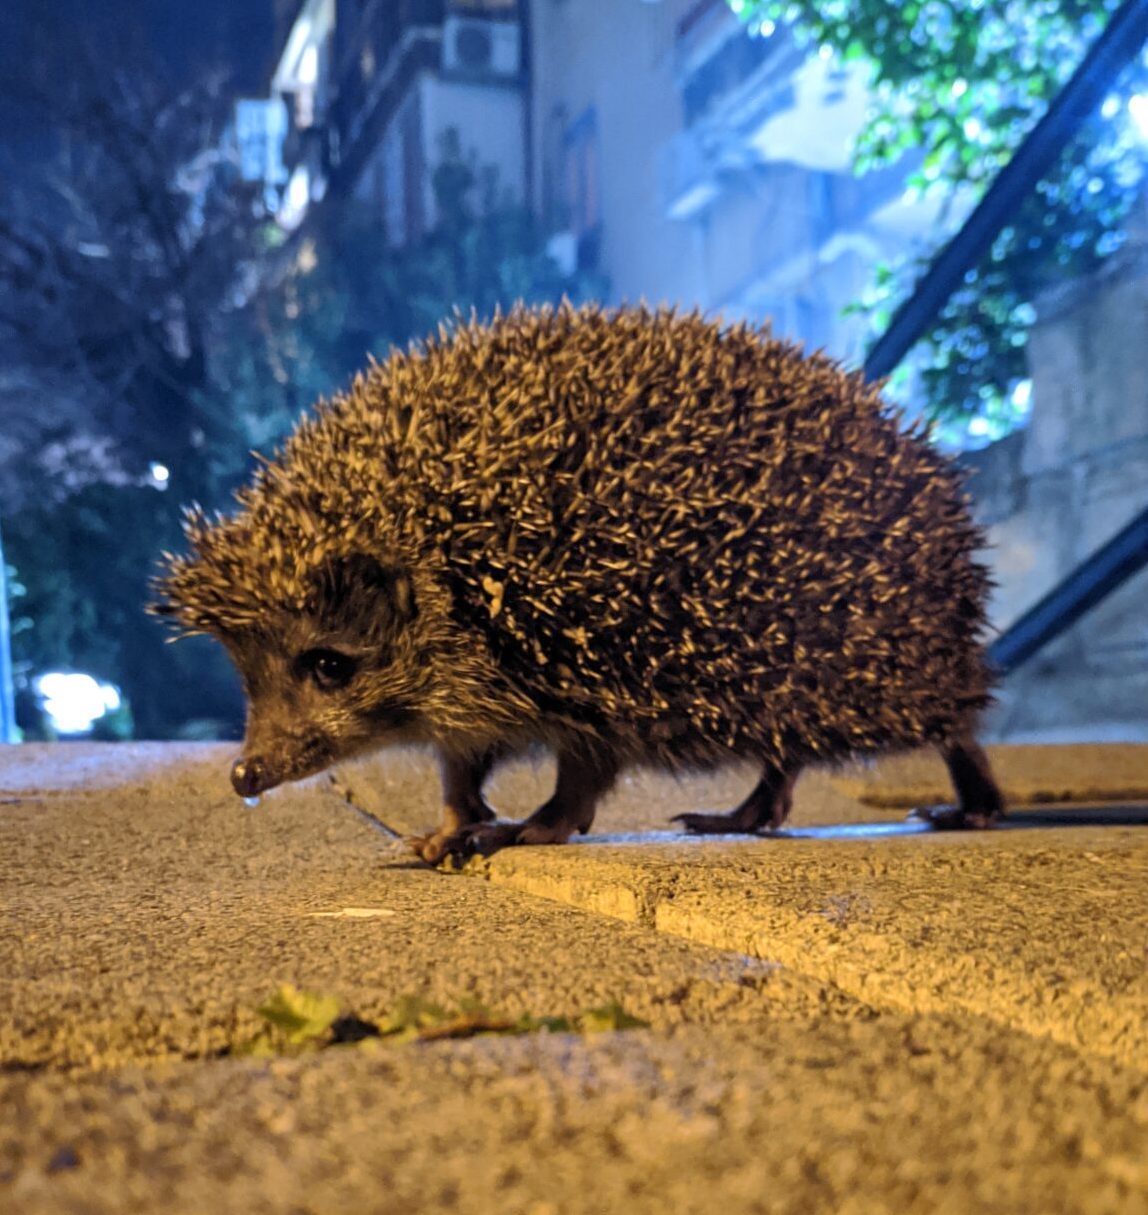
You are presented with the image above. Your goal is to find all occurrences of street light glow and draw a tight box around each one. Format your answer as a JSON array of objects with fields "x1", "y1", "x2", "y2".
[
  {"x1": 1128, "y1": 93, "x2": 1148, "y2": 138},
  {"x1": 36, "y1": 672, "x2": 121, "y2": 735}
]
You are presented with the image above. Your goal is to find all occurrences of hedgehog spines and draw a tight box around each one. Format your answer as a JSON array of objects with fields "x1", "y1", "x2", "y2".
[{"x1": 155, "y1": 301, "x2": 994, "y2": 770}]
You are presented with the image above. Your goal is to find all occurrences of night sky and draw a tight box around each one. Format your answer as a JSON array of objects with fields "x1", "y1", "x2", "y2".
[
  {"x1": 1, "y1": 0, "x2": 278, "y2": 169},
  {"x1": 3, "y1": 0, "x2": 276, "y2": 88}
]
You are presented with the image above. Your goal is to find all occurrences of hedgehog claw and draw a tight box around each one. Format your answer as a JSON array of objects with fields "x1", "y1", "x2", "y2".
[
  {"x1": 419, "y1": 818, "x2": 579, "y2": 861},
  {"x1": 455, "y1": 821, "x2": 526, "y2": 858},
  {"x1": 671, "y1": 810, "x2": 772, "y2": 835},
  {"x1": 406, "y1": 831, "x2": 456, "y2": 866}
]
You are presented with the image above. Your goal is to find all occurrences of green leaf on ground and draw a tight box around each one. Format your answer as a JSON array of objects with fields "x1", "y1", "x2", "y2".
[
  {"x1": 577, "y1": 1002, "x2": 649, "y2": 1032},
  {"x1": 255, "y1": 985, "x2": 341, "y2": 1044},
  {"x1": 238, "y1": 988, "x2": 648, "y2": 1057}
]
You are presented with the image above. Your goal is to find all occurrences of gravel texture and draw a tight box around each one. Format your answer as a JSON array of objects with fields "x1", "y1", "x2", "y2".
[{"x1": 2, "y1": 742, "x2": 1146, "y2": 1214}]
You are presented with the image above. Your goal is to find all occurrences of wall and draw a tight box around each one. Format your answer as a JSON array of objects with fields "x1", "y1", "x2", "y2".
[
  {"x1": 352, "y1": 71, "x2": 526, "y2": 241},
  {"x1": 422, "y1": 75, "x2": 526, "y2": 205},
  {"x1": 529, "y1": 0, "x2": 945, "y2": 363},
  {"x1": 530, "y1": 0, "x2": 703, "y2": 305},
  {"x1": 964, "y1": 240, "x2": 1148, "y2": 742}
]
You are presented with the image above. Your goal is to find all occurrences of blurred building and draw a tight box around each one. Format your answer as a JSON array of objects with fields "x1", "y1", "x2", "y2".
[
  {"x1": 531, "y1": 0, "x2": 943, "y2": 361},
  {"x1": 237, "y1": 1, "x2": 1147, "y2": 741},
  {"x1": 264, "y1": 0, "x2": 526, "y2": 241},
  {"x1": 962, "y1": 231, "x2": 1148, "y2": 743},
  {"x1": 251, "y1": 0, "x2": 952, "y2": 361}
]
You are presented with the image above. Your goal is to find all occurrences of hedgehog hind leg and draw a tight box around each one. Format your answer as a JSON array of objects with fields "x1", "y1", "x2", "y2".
[
  {"x1": 673, "y1": 764, "x2": 800, "y2": 835},
  {"x1": 432, "y1": 744, "x2": 620, "y2": 861},
  {"x1": 408, "y1": 747, "x2": 502, "y2": 864},
  {"x1": 915, "y1": 735, "x2": 1005, "y2": 830}
]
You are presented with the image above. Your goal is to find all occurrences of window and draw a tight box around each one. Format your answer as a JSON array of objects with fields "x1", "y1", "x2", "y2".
[
  {"x1": 449, "y1": 0, "x2": 518, "y2": 13},
  {"x1": 562, "y1": 108, "x2": 601, "y2": 266},
  {"x1": 681, "y1": 30, "x2": 777, "y2": 127}
]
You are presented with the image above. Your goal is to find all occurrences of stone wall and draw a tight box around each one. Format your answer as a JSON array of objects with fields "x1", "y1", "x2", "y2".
[{"x1": 961, "y1": 242, "x2": 1148, "y2": 742}]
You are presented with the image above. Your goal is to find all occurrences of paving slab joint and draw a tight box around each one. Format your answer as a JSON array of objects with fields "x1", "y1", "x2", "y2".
[{"x1": 459, "y1": 840, "x2": 1148, "y2": 1072}]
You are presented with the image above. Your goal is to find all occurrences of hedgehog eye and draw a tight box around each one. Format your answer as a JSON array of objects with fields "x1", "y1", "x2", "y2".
[{"x1": 298, "y1": 648, "x2": 359, "y2": 691}]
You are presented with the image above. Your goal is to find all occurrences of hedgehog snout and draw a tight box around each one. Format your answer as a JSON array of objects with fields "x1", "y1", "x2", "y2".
[{"x1": 231, "y1": 755, "x2": 273, "y2": 798}]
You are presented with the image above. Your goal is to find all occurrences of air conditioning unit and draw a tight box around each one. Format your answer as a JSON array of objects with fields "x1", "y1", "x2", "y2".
[{"x1": 442, "y1": 16, "x2": 521, "y2": 78}]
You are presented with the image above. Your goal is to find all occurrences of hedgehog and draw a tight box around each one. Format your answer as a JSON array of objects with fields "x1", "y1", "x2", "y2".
[{"x1": 153, "y1": 302, "x2": 1005, "y2": 862}]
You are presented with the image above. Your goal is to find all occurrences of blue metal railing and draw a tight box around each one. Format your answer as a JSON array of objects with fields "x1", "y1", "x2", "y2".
[{"x1": 987, "y1": 507, "x2": 1148, "y2": 674}]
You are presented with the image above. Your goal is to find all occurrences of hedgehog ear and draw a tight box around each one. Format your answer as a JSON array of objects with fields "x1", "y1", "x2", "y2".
[{"x1": 312, "y1": 553, "x2": 416, "y2": 626}]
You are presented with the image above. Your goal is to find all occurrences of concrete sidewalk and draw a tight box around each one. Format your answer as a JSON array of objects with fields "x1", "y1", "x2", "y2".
[{"x1": 1, "y1": 742, "x2": 1147, "y2": 1214}]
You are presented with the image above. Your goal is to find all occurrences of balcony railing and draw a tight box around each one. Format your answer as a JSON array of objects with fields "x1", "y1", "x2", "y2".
[{"x1": 327, "y1": 1, "x2": 445, "y2": 183}]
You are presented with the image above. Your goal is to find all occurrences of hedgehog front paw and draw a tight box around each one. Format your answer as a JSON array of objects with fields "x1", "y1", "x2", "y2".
[
  {"x1": 407, "y1": 830, "x2": 460, "y2": 866},
  {"x1": 446, "y1": 818, "x2": 578, "y2": 860},
  {"x1": 408, "y1": 821, "x2": 519, "y2": 860},
  {"x1": 412, "y1": 818, "x2": 579, "y2": 864},
  {"x1": 406, "y1": 821, "x2": 525, "y2": 865},
  {"x1": 455, "y1": 820, "x2": 527, "y2": 857}
]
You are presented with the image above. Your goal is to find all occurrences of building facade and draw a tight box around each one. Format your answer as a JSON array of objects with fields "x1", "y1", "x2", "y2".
[
  {"x1": 267, "y1": 0, "x2": 527, "y2": 242},
  {"x1": 254, "y1": 0, "x2": 951, "y2": 363},
  {"x1": 961, "y1": 235, "x2": 1148, "y2": 743},
  {"x1": 530, "y1": 0, "x2": 950, "y2": 361}
]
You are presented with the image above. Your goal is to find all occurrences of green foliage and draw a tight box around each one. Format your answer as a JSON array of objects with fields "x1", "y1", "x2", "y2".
[
  {"x1": 730, "y1": 1, "x2": 1148, "y2": 438},
  {"x1": 238, "y1": 985, "x2": 649, "y2": 1057},
  {"x1": 576, "y1": 1002, "x2": 650, "y2": 1033}
]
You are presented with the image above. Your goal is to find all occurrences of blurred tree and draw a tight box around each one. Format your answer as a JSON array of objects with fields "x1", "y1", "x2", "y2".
[
  {"x1": 0, "y1": 71, "x2": 262, "y2": 486},
  {"x1": 0, "y1": 28, "x2": 268, "y2": 738},
  {"x1": 1, "y1": 49, "x2": 600, "y2": 739},
  {"x1": 206, "y1": 127, "x2": 605, "y2": 491},
  {"x1": 730, "y1": 1, "x2": 1148, "y2": 441}
]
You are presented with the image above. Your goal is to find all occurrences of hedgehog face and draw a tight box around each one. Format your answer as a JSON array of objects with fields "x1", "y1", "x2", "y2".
[{"x1": 224, "y1": 553, "x2": 435, "y2": 797}]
